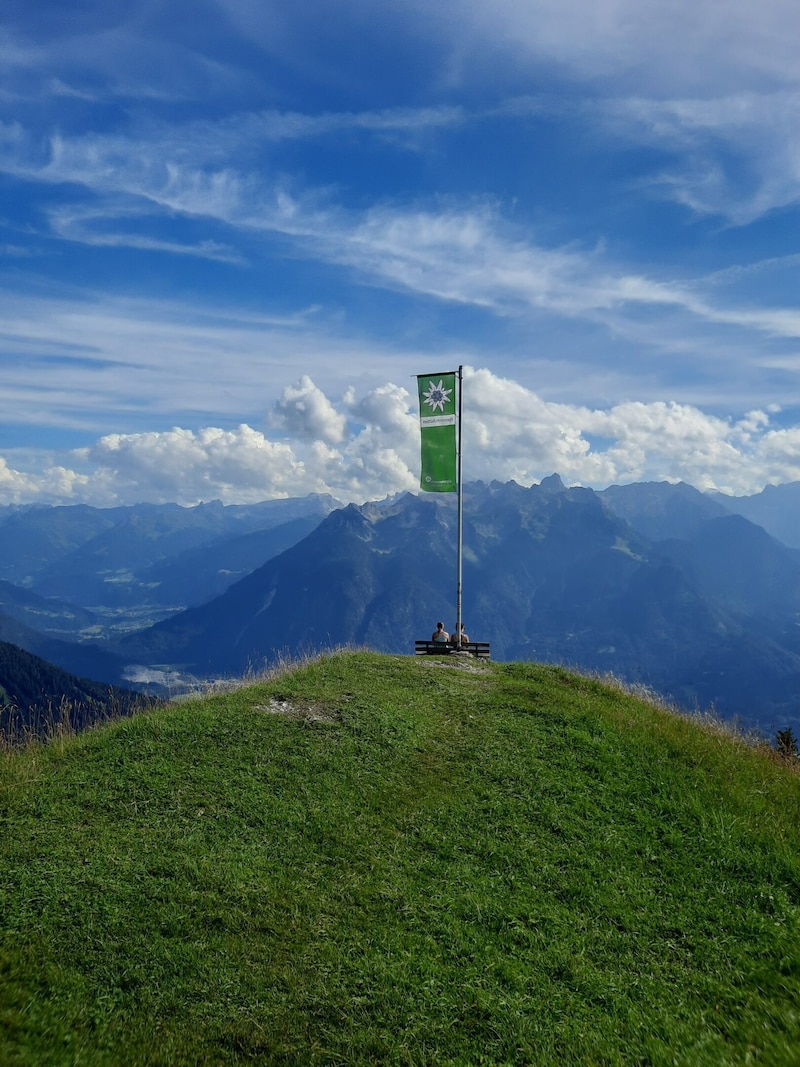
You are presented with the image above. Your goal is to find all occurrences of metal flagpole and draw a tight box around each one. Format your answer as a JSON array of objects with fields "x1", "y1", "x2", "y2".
[{"x1": 456, "y1": 365, "x2": 463, "y2": 650}]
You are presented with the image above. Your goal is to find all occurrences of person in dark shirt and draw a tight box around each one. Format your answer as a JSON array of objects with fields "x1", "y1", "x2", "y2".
[{"x1": 450, "y1": 623, "x2": 469, "y2": 647}]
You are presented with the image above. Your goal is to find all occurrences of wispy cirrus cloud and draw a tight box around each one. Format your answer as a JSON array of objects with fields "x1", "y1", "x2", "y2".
[
  {"x1": 320, "y1": 204, "x2": 800, "y2": 343},
  {"x1": 423, "y1": 0, "x2": 800, "y2": 95},
  {"x1": 47, "y1": 203, "x2": 246, "y2": 264},
  {"x1": 600, "y1": 90, "x2": 800, "y2": 223},
  {"x1": 4, "y1": 116, "x2": 797, "y2": 345},
  {"x1": 243, "y1": 104, "x2": 468, "y2": 141},
  {"x1": 0, "y1": 10, "x2": 253, "y2": 105}
]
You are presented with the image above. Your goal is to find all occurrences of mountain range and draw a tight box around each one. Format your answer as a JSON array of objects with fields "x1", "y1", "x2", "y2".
[{"x1": 1, "y1": 479, "x2": 798, "y2": 735}]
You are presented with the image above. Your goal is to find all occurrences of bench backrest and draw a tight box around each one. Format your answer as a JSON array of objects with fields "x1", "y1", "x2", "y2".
[{"x1": 414, "y1": 639, "x2": 491, "y2": 658}]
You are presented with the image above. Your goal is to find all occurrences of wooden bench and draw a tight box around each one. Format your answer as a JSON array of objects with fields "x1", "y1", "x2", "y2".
[{"x1": 415, "y1": 640, "x2": 491, "y2": 659}]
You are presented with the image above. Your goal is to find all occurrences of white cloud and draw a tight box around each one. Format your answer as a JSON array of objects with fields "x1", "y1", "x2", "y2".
[
  {"x1": 204, "y1": 0, "x2": 800, "y2": 100},
  {"x1": 272, "y1": 375, "x2": 347, "y2": 444},
  {"x1": 461, "y1": 370, "x2": 800, "y2": 491},
  {"x1": 327, "y1": 204, "x2": 800, "y2": 339},
  {"x1": 1, "y1": 369, "x2": 798, "y2": 507},
  {"x1": 47, "y1": 203, "x2": 246, "y2": 263},
  {"x1": 0, "y1": 9, "x2": 252, "y2": 106},
  {"x1": 2, "y1": 83, "x2": 799, "y2": 334},
  {"x1": 2, "y1": 0, "x2": 800, "y2": 509},
  {"x1": 602, "y1": 90, "x2": 800, "y2": 223},
  {"x1": 78, "y1": 424, "x2": 306, "y2": 504},
  {"x1": 0, "y1": 288, "x2": 407, "y2": 436},
  {"x1": 0, "y1": 260, "x2": 797, "y2": 467},
  {"x1": 345, "y1": 381, "x2": 418, "y2": 439},
  {"x1": 429, "y1": 0, "x2": 800, "y2": 96},
  {"x1": 754, "y1": 426, "x2": 800, "y2": 477},
  {"x1": 6, "y1": 0, "x2": 799, "y2": 139},
  {"x1": 243, "y1": 104, "x2": 467, "y2": 143},
  {"x1": 0, "y1": 455, "x2": 90, "y2": 502}
]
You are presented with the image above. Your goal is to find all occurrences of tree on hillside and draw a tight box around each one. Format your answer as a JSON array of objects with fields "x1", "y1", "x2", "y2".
[{"x1": 775, "y1": 727, "x2": 799, "y2": 760}]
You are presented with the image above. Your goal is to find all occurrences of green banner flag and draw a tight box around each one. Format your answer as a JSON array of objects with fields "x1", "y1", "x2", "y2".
[{"x1": 417, "y1": 372, "x2": 457, "y2": 493}]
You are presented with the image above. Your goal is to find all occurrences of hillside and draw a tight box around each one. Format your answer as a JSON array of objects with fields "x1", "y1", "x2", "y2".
[
  {"x1": 0, "y1": 641, "x2": 146, "y2": 744},
  {"x1": 0, "y1": 578, "x2": 98, "y2": 637},
  {"x1": 0, "y1": 609, "x2": 132, "y2": 693},
  {"x1": 1, "y1": 652, "x2": 798, "y2": 1065}
]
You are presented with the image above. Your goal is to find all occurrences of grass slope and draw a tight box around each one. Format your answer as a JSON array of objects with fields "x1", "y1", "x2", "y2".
[
  {"x1": 0, "y1": 641, "x2": 145, "y2": 744},
  {"x1": 1, "y1": 652, "x2": 799, "y2": 1066}
]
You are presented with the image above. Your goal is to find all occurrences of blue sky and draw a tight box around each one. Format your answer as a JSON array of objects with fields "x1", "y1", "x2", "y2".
[{"x1": 1, "y1": 0, "x2": 799, "y2": 506}]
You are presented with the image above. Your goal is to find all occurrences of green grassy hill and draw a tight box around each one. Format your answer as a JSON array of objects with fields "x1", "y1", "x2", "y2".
[{"x1": 1, "y1": 652, "x2": 799, "y2": 1066}]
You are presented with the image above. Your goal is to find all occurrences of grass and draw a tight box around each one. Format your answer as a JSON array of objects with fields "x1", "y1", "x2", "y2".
[
  {"x1": 0, "y1": 693, "x2": 152, "y2": 753},
  {"x1": 1, "y1": 651, "x2": 799, "y2": 1065}
]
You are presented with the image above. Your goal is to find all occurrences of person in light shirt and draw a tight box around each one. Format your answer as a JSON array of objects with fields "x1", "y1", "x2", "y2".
[{"x1": 431, "y1": 621, "x2": 449, "y2": 643}]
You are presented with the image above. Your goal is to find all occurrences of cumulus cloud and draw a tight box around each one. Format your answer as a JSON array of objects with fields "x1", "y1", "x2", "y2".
[
  {"x1": 461, "y1": 367, "x2": 800, "y2": 493},
  {"x1": 272, "y1": 375, "x2": 347, "y2": 444},
  {"x1": 77, "y1": 425, "x2": 307, "y2": 505},
  {"x1": 0, "y1": 455, "x2": 90, "y2": 502},
  {"x1": 460, "y1": 369, "x2": 800, "y2": 491},
  {"x1": 1, "y1": 369, "x2": 799, "y2": 507}
]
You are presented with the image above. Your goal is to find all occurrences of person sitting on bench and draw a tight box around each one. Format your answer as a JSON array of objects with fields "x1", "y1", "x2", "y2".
[
  {"x1": 450, "y1": 623, "x2": 469, "y2": 647},
  {"x1": 431, "y1": 621, "x2": 450, "y2": 643}
]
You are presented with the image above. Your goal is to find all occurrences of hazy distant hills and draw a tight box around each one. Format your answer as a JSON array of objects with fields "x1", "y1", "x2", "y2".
[
  {"x1": 603, "y1": 479, "x2": 800, "y2": 549},
  {"x1": 0, "y1": 578, "x2": 98, "y2": 635},
  {"x1": 599, "y1": 480, "x2": 731, "y2": 540},
  {"x1": 708, "y1": 482, "x2": 800, "y2": 549},
  {"x1": 0, "y1": 492, "x2": 341, "y2": 691},
  {"x1": 0, "y1": 494, "x2": 340, "y2": 628},
  {"x1": 0, "y1": 606, "x2": 132, "y2": 690},
  {"x1": 2, "y1": 480, "x2": 799, "y2": 733}
]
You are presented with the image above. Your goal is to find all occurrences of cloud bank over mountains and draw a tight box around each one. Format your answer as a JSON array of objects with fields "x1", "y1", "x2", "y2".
[{"x1": 2, "y1": 368, "x2": 797, "y2": 508}]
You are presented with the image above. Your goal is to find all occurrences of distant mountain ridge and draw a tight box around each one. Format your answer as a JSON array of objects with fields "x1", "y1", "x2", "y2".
[
  {"x1": 0, "y1": 494, "x2": 340, "y2": 633},
  {"x1": 599, "y1": 478, "x2": 800, "y2": 550},
  {"x1": 599, "y1": 480, "x2": 731, "y2": 540},
  {"x1": 0, "y1": 493, "x2": 342, "y2": 692},
  {"x1": 707, "y1": 482, "x2": 800, "y2": 549},
  {"x1": 2, "y1": 480, "x2": 798, "y2": 734},
  {"x1": 115, "y1": 478, "x2": 800, "y2": 733}
]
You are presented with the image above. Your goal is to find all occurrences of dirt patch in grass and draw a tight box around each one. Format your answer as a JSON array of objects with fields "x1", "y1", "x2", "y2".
[
  {"x1": 425, "y1": 656, "x2": 492, "y2": 675},
  {"x1": 252, "y1": 698, "x2": 342, "y2": 724}
]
